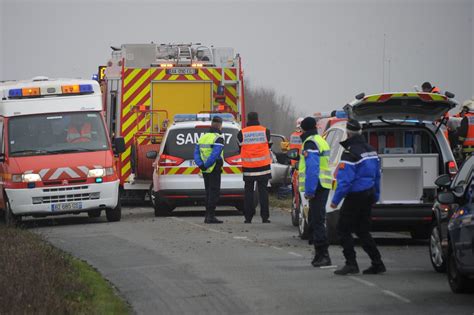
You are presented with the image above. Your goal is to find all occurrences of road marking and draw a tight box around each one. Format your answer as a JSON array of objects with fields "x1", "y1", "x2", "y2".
[
  {"x1": 288, "y1": 251, "x2": 303, "y2": 257},
  {"x1": 349, "y1": 276, "x2": 377, "y2": 287},
  {"x1": 319, "y1": 265, "x2": 338, "y2": 269},
  {"x1": 233, "y1": 236, "x2": 249, "y2": 240},
  {"x1": 381, "y1": 290, "x2": 411, "y2": 303},
  {"x1": 271, "y1": 246, "x2": 283, "y2": 250}
]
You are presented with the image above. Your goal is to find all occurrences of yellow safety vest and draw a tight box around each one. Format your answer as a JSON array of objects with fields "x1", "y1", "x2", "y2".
[
  {"x1": 298, "y1": 134, "x2": 332, "y2": 191},
  {"x1": 198, "y1": 132, "x2": 224, "y2": 173}
]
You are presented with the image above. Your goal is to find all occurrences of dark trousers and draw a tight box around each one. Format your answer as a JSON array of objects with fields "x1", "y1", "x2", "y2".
[
  {"x1": 308, "y1": 185, "x2": 330, "y2": 249},
  {"x1": 337, "y1": 189, "x2": 382, "y2": 265},
  {"x1": 244, "y1": 179, "x2": 269, "y2": 221},
  {"x1": 203, "y1": 167, "x2": 221, "y2": 219}
]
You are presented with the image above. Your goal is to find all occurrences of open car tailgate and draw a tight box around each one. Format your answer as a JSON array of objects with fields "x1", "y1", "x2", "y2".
[{"x1": 347, "y1": 93, "x2": 455, "y2": 123}]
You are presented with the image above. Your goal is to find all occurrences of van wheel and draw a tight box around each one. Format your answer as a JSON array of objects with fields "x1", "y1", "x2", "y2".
[
  {"x1": 106, "y1": 199, "x2": 122, "y2": 222},
  {"x1": 429, "y1": 223, "x2": 446, "y2": 273},
  {"x1": 5, "y1": 201, "x2": 21, "y2": 227},
  {"x1": 298, "y1": 203, "x2": 309, "y2": 240},
  {"x1": 290, "y1": 192, "x2": 299, "y2": 227},
  {"x1": 88, "y1": 209, "x2": 101, "y2": 218},
  {"x1": 447, "y1": 244, "x2": 474, "y2": 293}
]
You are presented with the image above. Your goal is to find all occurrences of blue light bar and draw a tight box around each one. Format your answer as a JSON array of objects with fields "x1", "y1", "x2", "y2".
[
  {"x1": 174, "y1": 114, "x2": 198, "y2": 122},
  {"x1": 209, "y1": 113, "x2": 234, "y2": 122},
  {"x1": 174, "y1": 113, "x2": 235, "y2": 123},
  {"x1": 8, "y1": 89, "x2": 22, "y2": 98},
  {"x1": 335, "y1": 111, "x2": 347, "y2": 118},
  {"x1": 79, "y1": 84, "x2": 94, "y2": 94}
]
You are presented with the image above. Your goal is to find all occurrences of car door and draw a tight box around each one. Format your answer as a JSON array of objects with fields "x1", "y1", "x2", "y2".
[{"x1": 455, "y1": 182, "x2": 474, "y2": 267}]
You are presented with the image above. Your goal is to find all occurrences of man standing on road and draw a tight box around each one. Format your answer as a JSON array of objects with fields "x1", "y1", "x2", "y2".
[
  {"x1": 194, "y1": 116, "x2": 224, "y2": 224},
  {"x1": 331, "y1": 119, "x2": 385, "y2": 275},
  {"x1": 299, "y1": 117, "x2": 333, "y2": 267},
  {"x1": 238, "y1": 112, "x2": 272, "y2": 224}
]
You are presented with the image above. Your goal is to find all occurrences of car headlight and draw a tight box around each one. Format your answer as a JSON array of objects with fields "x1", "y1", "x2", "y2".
[
  {"x1": 12, "y1": 173, "x2": 42, "y2": 183},
  {"x1": 88, "y1": 168, "x2": 105, "y2": 178}
]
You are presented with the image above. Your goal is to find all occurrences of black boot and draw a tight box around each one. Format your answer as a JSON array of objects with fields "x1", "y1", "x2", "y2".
[
  {"x1": 363, "y1": 262, "x2": 386, "y2": 274},
  {"x1": 205, "y1": 216, "x2": 223, "y2": 224},
  {"x1": 312, "y1": 249, "x2": 332, "y2": 267},
  {"x1": 334, "y1": 263, "x2": 359, "y2": 275},
  {"x1": 311, "y1": 246, "x2": 322, "y2": 266}
]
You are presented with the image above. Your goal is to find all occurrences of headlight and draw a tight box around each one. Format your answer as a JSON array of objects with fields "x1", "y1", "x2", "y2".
[
  {"x1": 12, "y1": 173, "x2": 42, "y2": 183},
  {"x1": 105, "y1": 167, "x2": 115, "y2": 176},
  {"x1": 88, "y1": 168, "x2": 105, "y2": 178}
]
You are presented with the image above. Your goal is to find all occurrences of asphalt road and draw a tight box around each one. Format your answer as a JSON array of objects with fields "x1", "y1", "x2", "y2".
[{"x1": 28, "y1": 206, "x2": 474, "y2": 315}]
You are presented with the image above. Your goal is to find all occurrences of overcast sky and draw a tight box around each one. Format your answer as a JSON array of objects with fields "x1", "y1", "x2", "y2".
[{"x1": 1, "y1": 0, "x2": 473, "y2": 114}]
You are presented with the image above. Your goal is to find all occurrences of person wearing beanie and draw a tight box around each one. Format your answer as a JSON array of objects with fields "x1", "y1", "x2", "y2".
[
  {"x1": 194, "y1": 116, "x2": 224, "y2": 224},
  {"x1": 331, "y1": 119, "x2": 385, "y2": 275},
  {"x1": 298, "y1": 116, "x2": 333, "y2": 267},
  {"x1": 237, "y1": 112, "x2": 272, "y2": 223}
]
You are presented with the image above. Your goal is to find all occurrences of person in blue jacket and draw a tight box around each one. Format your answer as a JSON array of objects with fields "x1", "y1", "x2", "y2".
[
  {"x1": 331, "y1": 119, "x2": 386, "y2": 275},
  {"x1": 194, "y1": 116, "x2": 225, "y2": 224}
]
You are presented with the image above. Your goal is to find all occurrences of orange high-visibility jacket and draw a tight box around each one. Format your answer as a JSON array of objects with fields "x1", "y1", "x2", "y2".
[
  {"x1": 463, "y1": 113, "x2": 474, "y2": 146},
  {"x1": 289, "y1": 131, "x2": 302, "y2": 166},
  {"x1": 67, "y1": 123, "x2": 92, "y2": 143},
  {"x1": 240, "y1": 125, "x2": 272, "y2": 168}
]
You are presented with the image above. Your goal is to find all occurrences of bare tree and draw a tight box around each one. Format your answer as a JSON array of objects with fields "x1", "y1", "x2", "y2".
[{"x1": 244, "y1": 83, "x2": 300, "y2": 137}]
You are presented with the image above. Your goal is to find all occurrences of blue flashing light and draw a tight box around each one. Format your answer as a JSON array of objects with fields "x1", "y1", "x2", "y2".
[
  {"x1": 79, "y1": 84, "x2": 94, "y2": 94},
  {"x1": 95, "y1": 177, "x2": 103, "y2": 183},
  {"x1": 174, "y1": 114, "x2": 198, "y2": 122},
  {"x1": 210, "y1": 113, "x2": 234, "y2": 122},
  {"x1": 335, "y1": 111, "x2": 347, "y2": 119},
  {"x1": 92, "y1": 74, "x2": 99, "y2": 81},
  {"x1": 174, "y1": 113, "x2": 235, "y2": 123},
  {"x1": 27, "y1": 182, "x2": 36, "y2": 189},
  {"x1": 8, "y1": 89, "x2": 22, "y2": 98}
]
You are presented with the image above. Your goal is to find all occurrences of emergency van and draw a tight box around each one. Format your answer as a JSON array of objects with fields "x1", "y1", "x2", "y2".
[
  {"x1": 147, "y1": 113, "x2": 244, "y2": 216},
  {"x1": 0, "y1": 77, "x2": 125, "y2": 226},
  {"x1": 290, "y1": 92, "x2": 457, "y2": 242},
  {"x1": 100, "y1": 43, "x2": 245, "y2": 203}
]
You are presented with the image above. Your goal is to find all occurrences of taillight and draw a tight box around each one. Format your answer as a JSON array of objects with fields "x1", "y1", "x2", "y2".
[
  {"x1": 447, "y1": 160, "x2": 457, "y2": 177},
  {"x1": 158, "y1": 154, "x2": 184, "y2": 166},
  {"x1": 225, "y1": 155, "x2": 242, "y2": 166}
]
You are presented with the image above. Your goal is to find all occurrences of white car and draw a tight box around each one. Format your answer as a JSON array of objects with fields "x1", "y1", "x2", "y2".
[{"x1": 148, "y1": 114, "x2": 244, "y2": 216}]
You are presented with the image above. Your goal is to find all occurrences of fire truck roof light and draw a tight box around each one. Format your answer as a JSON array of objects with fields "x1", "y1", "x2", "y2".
[
  {"x1": 160, "y1": 64, "x2": 174, "y2": 68},
  {"x1": 191, "y1": 63, "x2": 203, "y2": 68}
]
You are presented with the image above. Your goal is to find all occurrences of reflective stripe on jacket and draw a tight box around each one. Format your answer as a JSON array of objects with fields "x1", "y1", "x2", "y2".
[
  {"x1": 240, "y1": 125, "x2": 272, "y2": 169},
  {"x1": 298, "y1": 134, "x2": 332, "y2": 193},
  {"x1": 196, "y1": 132, "x2": 224, "y2": 173}
]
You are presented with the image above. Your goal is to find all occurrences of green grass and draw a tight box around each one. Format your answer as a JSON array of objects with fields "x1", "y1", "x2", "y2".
[
  {"x1": 0, "y1": 225, "x2": 130, "y2": 314},
  {"x1": 269, "y1": 192, "x2": 292, "y2": 211}
]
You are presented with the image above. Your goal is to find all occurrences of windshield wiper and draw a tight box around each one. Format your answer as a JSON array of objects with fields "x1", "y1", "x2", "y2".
[
  {"x1": 10, "y1": 149, "x2": 52, "y2": 156},
  {"x1": 48, "y1": 148, "x2": 97, "y2": 154}
]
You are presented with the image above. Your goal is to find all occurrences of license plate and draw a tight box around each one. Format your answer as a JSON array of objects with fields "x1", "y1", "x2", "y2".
[{"x1": 51, "y1": 202, "x2": 83, "y2": 212}]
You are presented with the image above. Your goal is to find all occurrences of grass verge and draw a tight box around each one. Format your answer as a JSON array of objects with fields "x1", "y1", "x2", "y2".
[
  {"x1": 269, "y1": 191, "x2": 292, "y2": 211},
  {"x1": 0, "y1": 225, "x2": 129, "y2": 315}
]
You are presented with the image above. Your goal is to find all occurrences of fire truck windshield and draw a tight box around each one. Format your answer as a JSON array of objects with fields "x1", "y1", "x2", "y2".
[{"x1": 8, "y1": 112, "x2": 109, "y2": 157}]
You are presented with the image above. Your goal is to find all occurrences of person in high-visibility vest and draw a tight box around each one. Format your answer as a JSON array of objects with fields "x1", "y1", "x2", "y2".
[
  {"x1": 237, "y1": 112, "x2": 272, "y2": 223},
  {"x1": 194, "y1": 116, "x2": 225, "y2": 224},
  {"x1": 298, "y1": 117, "x2": 333, "y2": 267},
  {"x1": 421, "y1": 81, "x2": 440, "y2": 94},
  {"x1": 331, "y1": 119, "x2": 385, "y2": 275},
  {"x1": 456, "y1": 99, "x2": 474, "y2": 158},
  {"x1": 67, "y1": 115, "x2": 92, "y2": 143},
  {"x1": 289, "y1": 118, "x2": 303, "y2": 167}
]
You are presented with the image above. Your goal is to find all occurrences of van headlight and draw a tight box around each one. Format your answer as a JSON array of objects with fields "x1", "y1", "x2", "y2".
[
  {"x1": 12, "y1": 173, "x2": 42, "y2": 183},
  {"x1": 88, "y1": 168, "x2": 105, "y2": 178},
  {"x1": 105, "y1": 167, "x2": 115, "y2": 176}
]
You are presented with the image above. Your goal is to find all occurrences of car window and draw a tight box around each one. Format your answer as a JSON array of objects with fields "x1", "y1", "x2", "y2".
[
  {"x1": 328, "y1": 129, "x2": 344, "y2": 164},
  {"x1": 453, "y1": 156, "x2": 474, "y2": 188},
  {"x1": 163, "y1": 127, "x2": 239, "y2": 160}
]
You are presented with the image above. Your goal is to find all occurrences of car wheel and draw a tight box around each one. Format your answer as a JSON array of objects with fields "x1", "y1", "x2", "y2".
[
  {"x1": 429, "y1": 223, "x2": 446, "y2": 273},
  {"x1": 291, "y1": 192, "x2": 299, "y2": 227},
  {"x1": 106, "y1": 198, "x2": 122, "y2": 222},
  {"x1": 298, "y1": 203, "x2": 309, "y2": 240},
  {"x1": 5, "y1": 201, "x2": 21, "y2": 227},
  {"x1": 87, "y1": 209, "x2": 101, "y2": 218},
  {"x1": 447, "y1": 245, "x2": 473, "y2": 293}
]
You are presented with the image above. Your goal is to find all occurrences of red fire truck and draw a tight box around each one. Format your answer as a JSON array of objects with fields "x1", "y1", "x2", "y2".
[{"x1": 101, "y1": 43, "x2": 245, "y2": 201}]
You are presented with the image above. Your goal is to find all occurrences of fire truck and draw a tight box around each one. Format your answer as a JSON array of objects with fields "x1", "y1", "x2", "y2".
[{"x1": 101, "y1": 43, "x2": 245, "y2": 201}]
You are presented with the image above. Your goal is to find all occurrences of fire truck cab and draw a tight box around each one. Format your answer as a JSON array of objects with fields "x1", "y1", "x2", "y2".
[{"x1": 0, "y1": 77, "x2": 125, "y2": 226}]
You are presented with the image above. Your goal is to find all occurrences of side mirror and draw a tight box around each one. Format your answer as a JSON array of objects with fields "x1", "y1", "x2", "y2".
[
  {"x1": 437, "y1": 191, "x2": 455, "y2": 204},
  {"x1": 287, "y1": 148, "x2": 299, "y2": 160},
  {"x1": 280, "y1": 141, "x2": 289, "y2": 152},
  {"x1": 434, "y1": 174, "x2": 451, "y2": 188},
  {"x1": 453, "y1": 185, "x2": 464, "y2": 194},
  {"x1": 146, "y1": 151, "x2": 158, "y2": 160},
  {"x1": 113, "y1": 137, "x2": 126, "y2": 154}
]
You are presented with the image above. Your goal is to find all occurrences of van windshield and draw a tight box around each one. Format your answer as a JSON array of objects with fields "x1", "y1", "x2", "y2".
[
  {"x1": 8, "y1": 112, "x2": 109, "y2": 157},
  {"x1": 163, "y1": 127, "x2": 240, "y2": 160}
]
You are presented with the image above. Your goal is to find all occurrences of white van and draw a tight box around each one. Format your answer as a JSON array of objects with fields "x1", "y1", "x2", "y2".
[{"x1": 295, "y1": 92, "x2": 457, "y2": 241}]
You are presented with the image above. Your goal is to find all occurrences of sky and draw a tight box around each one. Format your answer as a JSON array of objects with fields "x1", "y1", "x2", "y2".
[{"x1": 0, "y1": 0, "x2": 473, "y2": 115}]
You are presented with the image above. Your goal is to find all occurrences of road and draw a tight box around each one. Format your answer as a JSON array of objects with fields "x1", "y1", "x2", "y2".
[{"x1": 29, "y1": 206, "x2": 473, "y2": 315}]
